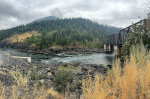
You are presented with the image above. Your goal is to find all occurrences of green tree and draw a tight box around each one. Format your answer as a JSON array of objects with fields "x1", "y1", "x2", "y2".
[{"x1": 122, "y1": 22, "x2": 150, "y2": 59}]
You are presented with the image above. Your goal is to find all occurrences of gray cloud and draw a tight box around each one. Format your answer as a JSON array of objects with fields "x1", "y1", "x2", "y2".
[
  {"x1": 0, "y1": 0, "x2": 149, "y2": 29},
  {"x1": 0, "y1": 0, "x2": 20, "y2": 19},
  {"x1": 51, "y1": 8, "x2": 64, "y2": 17}
]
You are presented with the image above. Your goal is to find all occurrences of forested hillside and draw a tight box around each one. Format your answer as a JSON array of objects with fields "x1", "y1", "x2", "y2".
[{"x1": 0, "y1": 17, "x2": 121, "y2": 49}]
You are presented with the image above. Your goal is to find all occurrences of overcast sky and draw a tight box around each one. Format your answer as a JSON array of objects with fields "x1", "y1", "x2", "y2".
[{"x1": 0, "y1": 0, "x2": 149, "y2": 29}]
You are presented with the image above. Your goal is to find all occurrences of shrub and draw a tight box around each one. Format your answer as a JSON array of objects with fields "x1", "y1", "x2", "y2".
[{"x1": 54, "y1": 68, "x2": 76, "y2": 93}]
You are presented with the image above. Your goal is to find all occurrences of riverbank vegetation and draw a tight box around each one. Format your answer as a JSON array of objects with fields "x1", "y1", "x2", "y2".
[
  {"x1": 121, "y1": 20, "x2": 150, "y2": 59},
  {"x1": 82, "y1": 43, "x2": 150, "y2": 99}
]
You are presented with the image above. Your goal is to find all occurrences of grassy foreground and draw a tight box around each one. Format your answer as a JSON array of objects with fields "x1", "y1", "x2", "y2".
[
  {"x1": 0, "y1": 70, "x2": 63, "y2": 99},
  {"x1": 0, "y1": 43, "x2": 150, "y2": 99},
  {"x1": 82, "y1": 43, "x2": 150, "y2": 99}
]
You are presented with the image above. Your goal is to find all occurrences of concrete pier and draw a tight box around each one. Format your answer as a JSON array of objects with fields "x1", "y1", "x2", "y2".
[
  {"x1": 0, "y1": 54, "x2": 3, "y2": 66},
  {"x1": 11, "y1": 56, "x2": 31, "y2": 63}
]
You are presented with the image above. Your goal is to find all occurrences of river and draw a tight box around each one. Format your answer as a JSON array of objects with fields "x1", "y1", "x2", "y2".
[{"x1": 1, "y1": 49, "x2": 115, "y2": 65}]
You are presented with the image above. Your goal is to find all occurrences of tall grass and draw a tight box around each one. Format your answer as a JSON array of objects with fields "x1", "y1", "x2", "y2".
[
  {"x1": 0, "y1": 70, "x2": 63, "y2": 99},
  {"x1": 82, "y1": 43, "x2": 150, "y2": 99}
]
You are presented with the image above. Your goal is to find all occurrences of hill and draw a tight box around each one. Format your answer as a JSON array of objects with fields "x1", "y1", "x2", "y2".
[
  {"x1": 33, "y1": 16, "x2": 59, "y2": 22},
  {"x1": 0, "y1": 17, "x2": 121, "y2": 50}
]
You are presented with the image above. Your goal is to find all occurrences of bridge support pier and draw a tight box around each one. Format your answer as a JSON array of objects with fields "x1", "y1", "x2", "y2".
[
  {"x1": 104, "y1": 44, "x2": 122, "y2": 58},
  {"x1": 104, "y1": 44, "x2": 114, "y2": 53},
  {"x1": 114, "y1": 45, "x2": 118, "y2": 56},
  {"x1": 113, "y1": 45, "x2": 122, "y2": 58},
  {"x1": 104, "y1": 44, "x2": 106, "y2": 51}
]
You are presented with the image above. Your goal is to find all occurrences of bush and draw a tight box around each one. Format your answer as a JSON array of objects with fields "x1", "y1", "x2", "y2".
[{"x1": 54, "y1": 68, "x2": 76, "y2": 93}]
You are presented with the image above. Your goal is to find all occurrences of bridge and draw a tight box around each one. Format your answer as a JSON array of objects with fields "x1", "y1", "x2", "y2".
[{"x1": 104, "y1": 16, "x2": 150, "y2": 57}]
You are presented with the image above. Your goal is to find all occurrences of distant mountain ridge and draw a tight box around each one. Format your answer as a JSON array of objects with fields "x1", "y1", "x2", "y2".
[{"x1": 34, "y1": 16, "x2": 59, "y2": 22}]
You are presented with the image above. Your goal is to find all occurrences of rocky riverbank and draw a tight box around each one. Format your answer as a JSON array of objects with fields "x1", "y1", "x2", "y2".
[
  {"x1": 0, "y1": 55, "x2": 109, "y2": 86},
  {"x1": 0, "y1": 52, "x2": 110, "y2": 98},
  {"x1": 0, "y1": 41, "x2": 104, "y2": 54},
  {"x1": 15, "y1": 47, "x2": 105, "y2": 55}
]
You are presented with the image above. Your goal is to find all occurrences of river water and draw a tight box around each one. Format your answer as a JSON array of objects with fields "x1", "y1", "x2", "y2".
[{"x1": 1, "y1": 49, "x2": 115, "y2": 65}]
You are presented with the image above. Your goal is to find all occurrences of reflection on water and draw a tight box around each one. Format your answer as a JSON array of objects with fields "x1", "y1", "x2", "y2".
[{"x1": 1, "y1": 49, "x2": 115, "y2": 65}]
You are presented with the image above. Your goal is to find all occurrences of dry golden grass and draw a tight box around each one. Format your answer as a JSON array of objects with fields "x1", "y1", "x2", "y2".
[
  {"x1": 9, "y1": 70, "x2": 30, "y2": 87},
  {"x1": 0, "y1": 69, "x2": 63, "y2": 99},
  {"x1": 82, "y1": 43, "x2": 150, "y2": 99},
  {"x1": 5, "y1": 30, "x2": 40, "y2": 43}
]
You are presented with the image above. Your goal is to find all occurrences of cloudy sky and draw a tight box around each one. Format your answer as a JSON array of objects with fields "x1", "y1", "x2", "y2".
[{"x1": 0, "y1": 0, "x2": 149, "y2": 29}]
